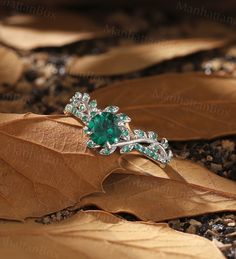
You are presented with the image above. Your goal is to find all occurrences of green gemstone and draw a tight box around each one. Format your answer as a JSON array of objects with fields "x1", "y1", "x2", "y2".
[
  {"x1": 105, "y1": 106, "x2": 119, "y2": 113},
  {"x1": 89, "y1": 100, "x2": 97, "y2": 108},
  {"x1": 143, "y1": 148, "x2": 148, "y2": 154},
  {"x1": 117, "y1": 113, "x2": 131, "y2": 123},
  {"x1": 83, "y1": 127, "x2": 90, "y2": 134},
  {"x1": 88, "y1": 112, "x2": 121, "y2": 146},
  {"x1": 135, "y1": 144, "x2": 142, "y2": 151},
  {"x1": 153, "y1": 154, "x2": 159, "y2": 160},
  {"x1": 79, "y1": 103, "x2": 86, "y2": 111},
  {"x1": 145, "y1": 149, "x2": 154, "y2": 156},
  {"x1": 87, "y1": 140, "x2": 96, "y2": 148},
  {"x1": 135, "y1": 144, "x2": 145, "y2": 152},
  {"x1": 82, "y1": 93, "x2": 90, "y2": 102},
  {"x1": 121, "y1": 145, "x2": 133, "y2": 153},
  {"x1": 100, "y1": 147, "x2": 111, "y2": 155},
  {"x1": 148, "y1": 131, "x2": 157, "y2": 140},
  {"x1": 90, "y1": 111, "x2": 97, "y2": 117},
  {"x1": 71, "y1": 107, "x2": 77, "y2": 113},
  {"x1": 122, "y1": 129, "x2": 129, "y2": 136},
  {"x1": 152, "y1": 145, "x2": 159, "y2": 151},
  {"x1": 134, "y1": 129, "x2": 145, "y2": 138},
  {"x1": 82, "y1": 116, "x2": 89, "y2": 123}
]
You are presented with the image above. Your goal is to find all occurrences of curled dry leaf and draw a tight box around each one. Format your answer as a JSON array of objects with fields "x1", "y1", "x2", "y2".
[
  {"x1": 0, "y1": 211, "x2": 224, "y2": 259},
  {"x1": 0, "y1": 13, "x2": 104, "y2": 50},
  {"x1": 0, "y1": 46, "x2": 23, "y2": 84},
  {"x1": 80, "y1": 156, "x2": 236, "y2": 221},
  {"x1": 67, "y1": 38, "x2": 228, "y2": 76},
  {"x1": 91, "y1": 73, "x2": 236, "y2": 140},
  {"x1": 0, "y1": 113, "x2": 120, "y2": 220}
]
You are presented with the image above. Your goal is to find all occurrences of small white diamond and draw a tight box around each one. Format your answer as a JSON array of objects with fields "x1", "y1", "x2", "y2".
[
  {"x1": 104, "y1": 106, "x2": 119, "y2": 113},
  {"x1": 75, "y1": 92, "x2": 82, "y2": 99},
  {"x1": 82, "y1": 93, "x2": 90, "y2": 102}
]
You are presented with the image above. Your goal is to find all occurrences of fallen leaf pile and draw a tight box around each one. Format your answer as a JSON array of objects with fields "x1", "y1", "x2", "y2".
[{"x1": 0, "y1": 8, "x2": 236, "y2": 259}]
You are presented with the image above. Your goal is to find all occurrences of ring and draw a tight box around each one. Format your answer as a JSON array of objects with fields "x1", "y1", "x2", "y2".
[{"x1": 64, "y1": 92, "x2": 173, "y2": 164}]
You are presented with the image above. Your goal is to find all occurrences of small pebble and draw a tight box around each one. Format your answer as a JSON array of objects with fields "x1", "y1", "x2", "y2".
[
  {"x1": 43, "y1": 64, "x2": 57, "y2": 79},
  {"x1": 42, "y1": 217, "x2": 50, "y2": 224},
  {"x1": 186, "y1": 225, "x2": 196, "y2": 234},
  {"x1": 35, "y1": 77, "x2": 46, "y2": 87},
  {"x1": 222, "y1": 140, "x2": 235, "y2": 152},
  {"x1": 226, "y1": 47, "x2": 236, "y2": 58},
  {"x1": 210, "y1": 163, "x2": 223, "y2": 172},
  {"x1": 206, "y1": 155, "x2": 213, "y2": 161},
  {"x1": 56, "y1": 212, "x2": 62, "y2": 221},
  {"x1": 189, "y1": 219, "x2": 202, "y2": 226},
  {"x1": 175, "y1": 151, "x2": 190, "y2": 159},
  {"x1": 228, "y1": 222, "x2": 236, "y2": 227},
  {"x1": 168, "y1": 219, "x2": 181, "y2": 230},
  {"x1": 223, "y1": 62, "x2": 235, "y2": 73},
  {"x1": 212, "y1": 223, "x2": 225, "y2": 233}
]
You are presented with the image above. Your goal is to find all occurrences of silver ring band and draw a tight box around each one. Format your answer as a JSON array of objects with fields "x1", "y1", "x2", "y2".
[{"x1": 64, "y1": 92, "x2": 173, "y2": 164}]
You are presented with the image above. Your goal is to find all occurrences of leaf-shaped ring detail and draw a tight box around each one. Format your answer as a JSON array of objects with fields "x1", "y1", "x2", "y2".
[{"x1": 64, "y1": 92, "x2": 173, "y2": 164}]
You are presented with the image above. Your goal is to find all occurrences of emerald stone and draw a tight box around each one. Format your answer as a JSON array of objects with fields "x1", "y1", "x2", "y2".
[
  {"x1": 153, "y1": 154, "x2": 159, "y2": 160},
  {"x1": 135, "y1": 144, "x2": 142, "y2": 151},
  {"x1": 105, "y1": 106, "x2": 119, "y2": 113},
  {"x1": 148, "y1": 131, "x2": 157, "y2": 140},
  {"x1": 88, "y1": 112, "x2": 121, "y2": 146},
  {"x1": 79, "y1": 103, "x2": 86, "y2": 111},
  {"x1": 120, "y1": 145, "x2": 133, "y2": 153},
  {"x1": 87, "y1": 140, "x2": 96, "y2": 148},
  {"x1": 100, "y1": 147, "x2": 111, "y2": 155},
  {"x1": 134, "y1": 129, "x2": 146, "y2": 138},
  {"x1": 82, "y1": 116, "x2": 89, "y2": 123},
  {"x1": 89, "y1": 100, "x2": 97, "y2": 108}
]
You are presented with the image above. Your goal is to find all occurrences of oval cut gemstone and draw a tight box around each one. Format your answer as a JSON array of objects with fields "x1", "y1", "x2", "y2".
[{"x1": 88, "y1": 112, "x2": 121, "y2": 146}]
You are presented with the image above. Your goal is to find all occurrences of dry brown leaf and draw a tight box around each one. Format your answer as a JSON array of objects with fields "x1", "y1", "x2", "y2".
[
  {"x1": 67, "y1": 38, "x2": 228, "y2": 76},
  {"x1": 80, "y1": 156, "x2": 236, "y2": 221},
  {"x1": 147, "y1": 19, "x2": 236, "y2": 41},
  {"x1": 0, "y1": 210, "x2": 224, "y2": 259},
  {"x1": 0, "y1": 46, "x2": 23, "y2": 84},
  {"x1": 0, "y1": 13, "x2": 104, "y2": 50},
  {"x1": 91, "y1": 73, "x2": 236, "y2": 140},
  {"x1": 0, "y1": 113, "x2": 121, "y2": 220},
  {"x1": 1, "y1": 100, "x2": 235, "y2": 221}
]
